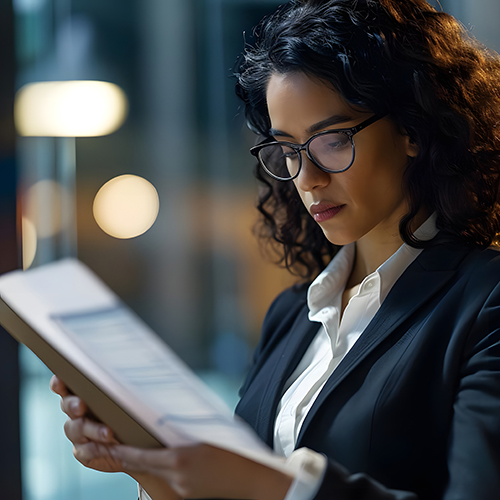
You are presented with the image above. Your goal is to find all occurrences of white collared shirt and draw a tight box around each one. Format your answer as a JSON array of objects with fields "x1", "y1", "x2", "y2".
[
  {"x1": 274, "y1": 216, "x2": 438, "y2": 457},
  {"x1": 272, "y1": 216, "x2": 438, "y2": 500}
]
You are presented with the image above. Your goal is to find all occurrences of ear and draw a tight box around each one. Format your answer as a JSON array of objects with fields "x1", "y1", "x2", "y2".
[{"x1": 405, "y1": 135, "x2": 419, "y2": 158}]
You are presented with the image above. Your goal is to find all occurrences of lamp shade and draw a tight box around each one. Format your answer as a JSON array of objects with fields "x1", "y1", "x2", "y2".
[{"x1": 14, "y1": 80, "x2": 128, "y2": 137}]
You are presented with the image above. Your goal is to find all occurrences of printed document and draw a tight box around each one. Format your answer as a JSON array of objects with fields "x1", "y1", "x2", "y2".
[{"x1": 0, "y1": 259, "x2": 290, "y2": 473}]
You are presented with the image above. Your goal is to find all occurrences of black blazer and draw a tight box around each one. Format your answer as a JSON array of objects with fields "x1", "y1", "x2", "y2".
[{"x1": 235, "y1": 240, "x2": 500, "y2": 500}]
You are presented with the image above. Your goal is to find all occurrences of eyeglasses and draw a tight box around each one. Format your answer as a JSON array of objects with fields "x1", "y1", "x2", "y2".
[{"x1": 250, "y1": 114, "x2": 385, "y2": 181}]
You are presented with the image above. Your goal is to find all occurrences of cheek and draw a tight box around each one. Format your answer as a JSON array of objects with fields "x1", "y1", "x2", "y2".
[{"x1": 342, "y1": 152, "x2": 407, "y2": 209}]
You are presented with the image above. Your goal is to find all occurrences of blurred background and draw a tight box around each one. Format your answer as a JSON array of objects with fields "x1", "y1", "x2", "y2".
[{"x1": 0, "y1": 0, "x2": 499, "y2": 498}]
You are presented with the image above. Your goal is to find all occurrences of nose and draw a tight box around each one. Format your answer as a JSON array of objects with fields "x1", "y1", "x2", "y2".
[{"x1": 294, "y1": 153, "x2": 331, "y2": 192}]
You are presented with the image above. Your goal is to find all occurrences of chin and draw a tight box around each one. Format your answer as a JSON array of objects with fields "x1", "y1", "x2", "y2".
[{"x1": 321, "y1": 228, "x2": 358, "y2": 247}]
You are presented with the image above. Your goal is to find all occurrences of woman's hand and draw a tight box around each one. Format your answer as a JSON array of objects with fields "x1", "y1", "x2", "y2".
[
  {"x1": 49, "y1": 375, "x2": 122, "y2": 472},
  {"x1": 50, "y1": 375, "x2": 292, "y2": 499},
  {"x1": 110, "y1": 443, "x2": 293, "y2": 500},
  {"x1": 50, "y1": 375, "x2": 181, "y2": 499}
]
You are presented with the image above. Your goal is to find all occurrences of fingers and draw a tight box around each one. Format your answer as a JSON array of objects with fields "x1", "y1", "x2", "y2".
[
  {"x1": 51, "y1": 376, "x2": 120, "y2": 477},
  {"x1": 51, "y1": 374, "x2": 116, "y2": 446},
  {"x1": 50, "y1": 375, "x2": 69, "y2": 397},
  {"x1": 60, "y1": 394, "x2": 87, "y2": 419},
  {"x1": 64, "y1": 417, "x2": 117, "y2": 445},
  {"x1": 50, "y1": 375, "x2": 88, "y2": 419}
]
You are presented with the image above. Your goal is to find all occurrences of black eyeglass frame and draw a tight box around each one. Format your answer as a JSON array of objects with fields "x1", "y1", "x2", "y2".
[{"x1": 250, "y1": 114, "x2": 386, "y2": 181}]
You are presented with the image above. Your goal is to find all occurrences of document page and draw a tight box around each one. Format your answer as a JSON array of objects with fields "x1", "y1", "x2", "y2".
[
  {"x1": 0, "y1": 259, "x2": 290, "y2": 473},
  {"x1": 53, "y1": 306, "x2": 262, "y2": 450}
]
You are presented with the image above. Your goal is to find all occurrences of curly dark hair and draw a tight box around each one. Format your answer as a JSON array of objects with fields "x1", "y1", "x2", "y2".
[{"x1": 235, "y1": 0, "x2": 500, "y2": 280}]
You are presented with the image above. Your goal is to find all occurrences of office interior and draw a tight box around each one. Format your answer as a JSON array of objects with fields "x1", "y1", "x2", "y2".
[{"x1": 0, "y1": 0, "x2": 498, "y2": 498}]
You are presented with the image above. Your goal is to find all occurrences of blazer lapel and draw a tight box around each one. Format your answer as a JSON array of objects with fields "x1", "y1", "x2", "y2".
[
  {"x1": 296, "y1": 242, "x2": 472, "y2": 445},
  {"x1": 255, "y1": 303, "x2": 319, "y2": 445}
]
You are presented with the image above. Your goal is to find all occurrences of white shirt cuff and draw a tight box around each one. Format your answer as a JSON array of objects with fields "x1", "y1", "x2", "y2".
[
  {"x1": 138, "y1": 483, "x2": 153, "y2": 500},
  {"x1": 284, "y1": 448, "x2": 327, "y2": 500}
]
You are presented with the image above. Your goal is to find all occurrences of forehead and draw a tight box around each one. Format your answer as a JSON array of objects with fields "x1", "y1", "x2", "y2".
[{"x1": 266, "y1": 72, "x2": 364, "y2": 136}]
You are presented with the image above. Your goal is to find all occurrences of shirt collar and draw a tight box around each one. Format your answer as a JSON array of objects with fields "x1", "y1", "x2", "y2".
[
  {"x1": 307, "y1": 214, "x2": 439, "y2": 313},
  {"x1": 307, "y1": 243, "x2": 355, "y2": 317},
  {"x1": 377, "y1": 213, "x2": 438, "y2": 302}
]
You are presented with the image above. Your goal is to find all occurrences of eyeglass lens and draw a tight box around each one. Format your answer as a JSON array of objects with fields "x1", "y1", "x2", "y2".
[{"x1": 258, "y1": 132, "x2": 354, "y2": 180}]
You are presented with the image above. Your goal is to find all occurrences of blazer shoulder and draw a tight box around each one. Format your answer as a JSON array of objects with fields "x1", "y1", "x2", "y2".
[
  {"x1": 254, "y1": 282, "x2": 309, "y2": 358},
  {"x1": 419, "y1": 240, "x2": 500, "y2": 280},
  {"x1": 458, "y1": 245, "x2": 500, "y2": 287}
]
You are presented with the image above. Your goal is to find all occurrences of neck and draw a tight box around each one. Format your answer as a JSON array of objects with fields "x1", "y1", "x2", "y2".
[
  {"x1": 347, "y1": 209, "x2": 428, "y2": 288},
  {"x1": 348, "y1": 232, "x2": 402, "y2": 288}
]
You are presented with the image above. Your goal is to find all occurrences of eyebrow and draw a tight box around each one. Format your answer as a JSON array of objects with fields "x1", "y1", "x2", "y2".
[{"x1": 269, "y1": 114, "x2": 354, "y2": 138}]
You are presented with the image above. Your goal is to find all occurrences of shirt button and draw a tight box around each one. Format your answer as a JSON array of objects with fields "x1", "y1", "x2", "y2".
[{"x1": 366, "y1": 281, "x2": 374, "y2": 289}]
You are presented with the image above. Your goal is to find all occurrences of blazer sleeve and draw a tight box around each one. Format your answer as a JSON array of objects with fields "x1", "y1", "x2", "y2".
[
  {"x1": 442, "y1": 278, "x2": 500, "y2": 499},
  {"x1": 313, "y1": 279, "x2": 500, "y2": 500},
  {"x1": 314, "y1": 461, "x2": 417, "y2": 500}
]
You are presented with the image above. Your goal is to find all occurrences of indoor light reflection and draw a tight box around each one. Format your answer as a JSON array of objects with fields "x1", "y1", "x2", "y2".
[
  {"x1": 24, "y1": 180, "x2": 71, "y2": 239},
  {"x1": 14, "y1": 80, "x2": 128, "y2": 137},
  {"x1": 21, "y1": 217, "x2": 37, "y2": 270},
  {"x1": 93, "y1": 174, "x2": 160, "y2": 239}
]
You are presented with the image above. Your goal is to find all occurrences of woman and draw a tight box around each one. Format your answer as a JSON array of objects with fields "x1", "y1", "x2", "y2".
[{"x1": 51, "y1": 0, "x2": 500, "y2": 498}]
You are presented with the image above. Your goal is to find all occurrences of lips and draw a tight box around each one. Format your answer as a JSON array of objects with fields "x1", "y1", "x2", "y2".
[{"x1": 310, "y1": 202, "x2": 346, "y2": 222}]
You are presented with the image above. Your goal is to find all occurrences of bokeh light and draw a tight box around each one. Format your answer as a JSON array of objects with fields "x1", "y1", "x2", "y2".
[
  {"x1": 93, "y1": 175, "x2": 160, "y2": 239},
  {"x1": 24, "y1": 180, "x2": 70, "y2": 239},
  {"x1": 14, "y1": 81, "x2": 128, "y2": 137},
  {"x1": 22, "y1": 217, "x2": 37, "y2": 270}
]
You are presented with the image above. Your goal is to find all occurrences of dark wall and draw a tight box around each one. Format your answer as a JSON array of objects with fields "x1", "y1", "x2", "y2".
[{"x1": 0, "y1": 0, "x2": 22, "y2": 498}]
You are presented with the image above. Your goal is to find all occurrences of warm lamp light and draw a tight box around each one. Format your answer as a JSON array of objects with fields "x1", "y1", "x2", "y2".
[
  {"x1": 14, "y1": 80, "x2": 128, "y2": 137},
  {"x1": 22, "y1": 217, "x2": 37, "y2": 270},
  {"x1": 93, "y1": 175, "x2": 160, "y2": 239}
]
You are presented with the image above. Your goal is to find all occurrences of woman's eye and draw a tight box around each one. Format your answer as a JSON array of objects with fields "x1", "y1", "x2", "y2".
[
  {"x1": 325, "y1": 134, "x2": 349, "y2": 149},
  {"x1": 280, "y1": 146, "x2": 298, "y2": 159}
]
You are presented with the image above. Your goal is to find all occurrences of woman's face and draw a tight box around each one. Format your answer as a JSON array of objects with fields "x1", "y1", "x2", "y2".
[{"x1": 266, "y1": 72, "x2": 417, "y2": 247}]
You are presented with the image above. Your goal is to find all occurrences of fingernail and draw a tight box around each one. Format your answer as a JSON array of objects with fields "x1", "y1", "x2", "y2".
[
  {"x1": 70, "y1": 401, "x2": 80, "y2": 414},
  {"x1": 100, "y1": 427, "x2": 109, "y2": 439}
]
